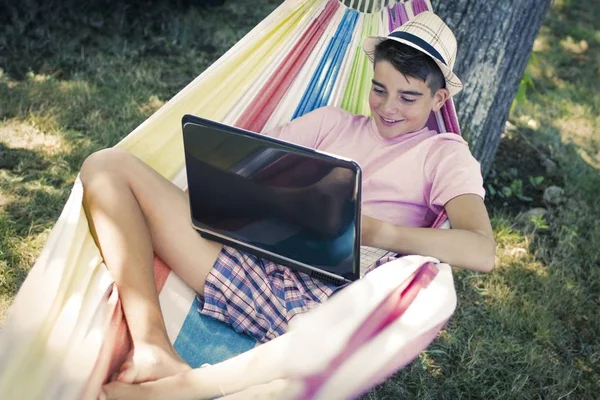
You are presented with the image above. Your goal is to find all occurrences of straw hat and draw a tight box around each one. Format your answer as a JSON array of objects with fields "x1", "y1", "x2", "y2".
[{"x1": 363, "y1": 11, "x2": 463, "y2": 96}]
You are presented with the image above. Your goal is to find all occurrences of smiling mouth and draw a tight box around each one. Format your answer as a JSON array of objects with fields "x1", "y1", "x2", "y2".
[{"x1": 379, "y1": 115, "x2": 403, "y2": 125}]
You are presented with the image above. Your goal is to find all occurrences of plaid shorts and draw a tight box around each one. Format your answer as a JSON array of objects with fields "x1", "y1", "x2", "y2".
[{"x1": 197, "y1": 246, "x2": 342, "y2": 343}]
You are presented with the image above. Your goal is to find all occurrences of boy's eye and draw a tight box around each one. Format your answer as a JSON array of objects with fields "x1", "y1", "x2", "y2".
[
  {"x1": 372, "y1": 87, "x2": 386, "y2": 95},
  {"x1": 401, "y1": 97, "x2": 416, "y2": 103}
]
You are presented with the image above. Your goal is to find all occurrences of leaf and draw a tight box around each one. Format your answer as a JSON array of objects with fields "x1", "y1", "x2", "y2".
[
  {"x1": 516, "y1": 194, "x2": 533, "y2": 202},
  {"x1": 529, "y1": 176, "x2": 544, "y2": 187}
]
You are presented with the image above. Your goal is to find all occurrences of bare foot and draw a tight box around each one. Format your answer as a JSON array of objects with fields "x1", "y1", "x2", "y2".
[{"x1": 115, "y1": 342, "x2": 191, "y2": 383}]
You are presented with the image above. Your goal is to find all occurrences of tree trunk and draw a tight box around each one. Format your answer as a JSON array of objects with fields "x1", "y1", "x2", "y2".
[{"x1": 431, "y1": 0, "x2": 551, "y2": 174}]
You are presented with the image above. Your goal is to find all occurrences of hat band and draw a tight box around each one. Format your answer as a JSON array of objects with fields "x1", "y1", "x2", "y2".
[{"x1": 387, "y1": 31, "x2": 447, "y2": 66}]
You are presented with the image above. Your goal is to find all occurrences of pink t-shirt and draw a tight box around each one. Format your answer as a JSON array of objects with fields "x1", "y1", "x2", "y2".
[{"x1": 266, "y1": 106, "x2": 485, "y2": 228}]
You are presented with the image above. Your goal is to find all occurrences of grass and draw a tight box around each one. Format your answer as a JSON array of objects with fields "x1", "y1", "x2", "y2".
[{"x1": 1, "y1": 0, "x2": 599, "y2": 398}]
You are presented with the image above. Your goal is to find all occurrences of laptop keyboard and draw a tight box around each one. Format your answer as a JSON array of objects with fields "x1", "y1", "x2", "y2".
[{"x1": 360, "y1": 246, "x2": 392, "y2": 272}]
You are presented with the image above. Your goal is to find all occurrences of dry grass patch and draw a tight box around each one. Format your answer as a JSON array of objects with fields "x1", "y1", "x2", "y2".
[
  {"x1": 553, "y1": 112, "x2": 600, "y2": 168},
  {"x1": 559, "y1": 36, "x2": 589, "y2": 54},
  {"x1": 0, "y1": 120, "x2": 64, "y2": 155},
  {"x1": 533, "y1": 36, "x2": 550, "y2": 52},
  {"x1": 138, "y1": 95, "x2": 165, "y2": 115},
  {"x1": 0, "y1": 191, "x2": 12, "y2": 210}
]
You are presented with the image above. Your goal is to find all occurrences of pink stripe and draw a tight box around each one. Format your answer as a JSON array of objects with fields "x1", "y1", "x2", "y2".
[
  {"x1": 387, "y1": 4, "x2": 395, "y2": 31},
  {"x1": 395, "y1": 2, "x2": 409, "y2": 26},
  {"x1": 348, "y1": 320, "x2": 449, "y2": 399},
  {"x1": 300, "y1": 262, "x2": 439, "y2": 398},
  {"x1": 440, "y1": 102, "x2": 450, "y2": 132},
  {"x1": 81, "y1": 288, "x2": 131, "y2": 398},
  {"x1": 425, "y1": 111, "x2": 440, "y2": 132},
  {"x1": 432, "y1": 210, "x2": 448, "y2": 228},
  {"x1": 372, "y1": 263, "x2": 438, "y2": 331},
  {"x1": 411, "y1": 0, "x2": 431, "y2": 15},
  {"x1": 446, "y1": 100, "x2": 461, "y2": 135},
  {"x1": 235, "y1": 0, "x2": 339, "y2": 132},
  {"x1": 87, "y1": 258, "x2": 172, "y2": 392}
]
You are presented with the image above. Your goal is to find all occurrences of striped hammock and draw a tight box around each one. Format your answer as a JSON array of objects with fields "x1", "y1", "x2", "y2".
[{"x1": 0, "y1": 0, "x2": 461, "y2": 398}]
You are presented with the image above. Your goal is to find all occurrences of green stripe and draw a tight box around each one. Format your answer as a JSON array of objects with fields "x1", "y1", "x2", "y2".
[{"x1": 341, "y1": 12, "x2": 379, "y2": 116}]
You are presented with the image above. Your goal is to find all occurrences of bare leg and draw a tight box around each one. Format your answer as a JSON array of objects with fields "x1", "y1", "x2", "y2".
[{"x1": 80, "y1": 148, "x2": 222, "y2": 383}]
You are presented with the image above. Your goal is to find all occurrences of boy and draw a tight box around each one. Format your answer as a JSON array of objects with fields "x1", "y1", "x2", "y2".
[{"x1": 91, "y1": 11, "x2": 494, "y2": 399}]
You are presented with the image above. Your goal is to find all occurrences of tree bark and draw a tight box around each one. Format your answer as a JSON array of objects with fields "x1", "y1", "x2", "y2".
[{"x1": 431, "y1": 0, "x2": 551, "y2": 174}]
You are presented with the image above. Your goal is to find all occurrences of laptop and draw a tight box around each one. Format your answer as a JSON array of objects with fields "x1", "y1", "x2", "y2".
[{"x1": 182, "y1": 114, "x2": 393, "y2": 285}]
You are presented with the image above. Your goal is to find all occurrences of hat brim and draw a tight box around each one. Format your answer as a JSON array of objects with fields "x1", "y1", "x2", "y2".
[{"x1": 363, "y1": 35, "x2": 463, "y2": 97}]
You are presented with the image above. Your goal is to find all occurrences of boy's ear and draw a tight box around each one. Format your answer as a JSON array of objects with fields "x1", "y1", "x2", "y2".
[{"x1": 432, "y1": 88, "x2": 450, "y2": 111}]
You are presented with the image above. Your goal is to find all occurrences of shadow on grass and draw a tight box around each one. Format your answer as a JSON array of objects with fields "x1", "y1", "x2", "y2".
[
  {"x1": 0, "y1": 143, "x2": 49, "y2": 171},
  {"x1": 0, "y1": 143, "x2": 72, "y2": 298},
  {"x1": 0, "y1": 0, "x2": 280, "y2": 318}
]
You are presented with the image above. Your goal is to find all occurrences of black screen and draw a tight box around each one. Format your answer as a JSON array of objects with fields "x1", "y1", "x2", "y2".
[{"x1": 182, "y1": 117, "x2": 361, "y2": 281}]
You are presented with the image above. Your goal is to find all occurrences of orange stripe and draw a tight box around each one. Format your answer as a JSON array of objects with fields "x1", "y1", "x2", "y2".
[{"x1": 153, "y1": 255, "x2": 171, "y2": 293}]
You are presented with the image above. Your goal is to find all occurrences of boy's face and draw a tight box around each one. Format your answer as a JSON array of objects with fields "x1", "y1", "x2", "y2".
[{"x1": 369, "y1": 60, "x2": 449, "y2": 139}]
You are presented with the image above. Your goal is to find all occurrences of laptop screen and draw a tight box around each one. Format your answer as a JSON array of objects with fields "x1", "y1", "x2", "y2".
[{"x1": 182, "y1": 116, "x2": 361, "y2": 282}]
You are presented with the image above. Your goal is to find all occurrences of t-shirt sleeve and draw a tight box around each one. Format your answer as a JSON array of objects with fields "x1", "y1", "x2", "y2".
[
  {"x1": 264, "y1": 106, "x2": 340, "y2": 149},
  {"x1": 424, "y1": 135, "x2": 485, "y2": 210}
]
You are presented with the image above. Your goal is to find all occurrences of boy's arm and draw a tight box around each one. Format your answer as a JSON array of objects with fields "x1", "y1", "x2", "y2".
[{"x1": 362, "y1": 194, "x2": 495, "y2": 272}]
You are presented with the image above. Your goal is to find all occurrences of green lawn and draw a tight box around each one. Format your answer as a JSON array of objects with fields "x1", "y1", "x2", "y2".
[{"x1": 1, "y1": 0, "x2": 599, "y2": 398}]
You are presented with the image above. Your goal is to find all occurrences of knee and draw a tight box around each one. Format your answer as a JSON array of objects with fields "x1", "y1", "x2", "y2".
[{"x1": 80, "y1": 148, "x2": 132, "y2": 189}]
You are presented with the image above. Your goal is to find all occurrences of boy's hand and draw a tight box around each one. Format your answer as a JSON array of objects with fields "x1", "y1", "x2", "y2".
[{"x1": 361, "y1": 215, "x2": 380, "y2": 247}]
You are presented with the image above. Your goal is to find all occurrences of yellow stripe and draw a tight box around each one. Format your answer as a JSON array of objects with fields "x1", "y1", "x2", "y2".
[{"x1": 118, "y1": 0, "x2": 324, "y2": 180}]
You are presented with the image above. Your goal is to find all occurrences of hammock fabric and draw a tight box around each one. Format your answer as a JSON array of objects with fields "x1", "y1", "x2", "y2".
[{"x1": 0, "y1": 0, "x2": 461, "y2": 398}]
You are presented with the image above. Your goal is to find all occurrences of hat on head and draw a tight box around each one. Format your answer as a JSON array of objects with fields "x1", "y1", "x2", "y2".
[{"x1": 362, "y1": 11, "x2": 463, "y2": 97}]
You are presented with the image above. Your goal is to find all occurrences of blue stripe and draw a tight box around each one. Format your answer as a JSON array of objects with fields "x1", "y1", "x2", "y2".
[{"x1": 293, "y1": 9, "x2": 359, "y2": 118}]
